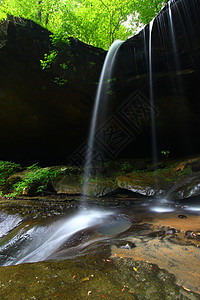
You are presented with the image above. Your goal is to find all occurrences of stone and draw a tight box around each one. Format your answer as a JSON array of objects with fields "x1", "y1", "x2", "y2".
[
  {"x1": 168, "y1": 175, "x2": 200, "y2": 200},
  {"x1": 52, "y1": 174, "x2": 82, "y2": 195},
  {"x1": 178, "y1": 215, "x2": 187, "y2": 219},
  {"x1": 116, "y1": 172, "x2": 167, "y2": 197},
  {"x1": 53, "y1": 174, "x2": 118, "y2": 197}
]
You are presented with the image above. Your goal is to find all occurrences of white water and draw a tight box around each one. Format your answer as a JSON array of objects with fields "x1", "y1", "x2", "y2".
[
  {"x1": 168, "y1": 0, "x2": 179, "y2": 70},
  {"x1": 82, "y1": 40, "x2": 123, "y2": 197},
  {"x1": 149, "y1": 18, "x2": 158, "y2": 169},
  {"x1": 14, "y1": 209, "x2": 113, "y2": 265},
  {"x1": 0, "y1": 213, "x2": 22, "y2": 238}
]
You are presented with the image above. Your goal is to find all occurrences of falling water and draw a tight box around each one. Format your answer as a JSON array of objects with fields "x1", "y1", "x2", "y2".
[
  {"x1": 167, "y1": 0, "x2": 191, "y2": 152},
  {"x1": 81, "y1": 40, "x2": 123, "y2": 198},
  {"x1": 168, "y1": 0, "x2": 180, "y2": 71},
  {"x1": 149, "y1": 18, "x2": 158, "y2": 169}
]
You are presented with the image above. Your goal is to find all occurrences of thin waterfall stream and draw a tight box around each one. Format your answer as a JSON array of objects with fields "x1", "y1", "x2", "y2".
[
  {"x1": 149, "y1": 18, "x2": 158, "y2": 174},
  {"x1": 81, "y1": 39, "x2": 123, "y2": 199}
]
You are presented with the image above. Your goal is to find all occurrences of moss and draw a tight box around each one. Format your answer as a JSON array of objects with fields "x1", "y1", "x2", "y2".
[
  {"x1": 0, "y1": 161, "x2": 21, "y2": 193},
  {"x1": 0, "y1": 253, "x2": 197, "y2": 299},
  {"x1": 116, "y1": 156, "x2": 200, "y2": 197}
]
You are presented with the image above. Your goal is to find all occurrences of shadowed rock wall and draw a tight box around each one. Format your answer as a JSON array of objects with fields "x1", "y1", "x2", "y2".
[
  {"x1": 111, "y1": 0, "x2": 200, "y2": 159},
  {"x1": 0, "y1": 0, "x2": 199, "y2": 165},
  {"x1": 0, "y1": 17, "x2": 105, "y2": 165}
]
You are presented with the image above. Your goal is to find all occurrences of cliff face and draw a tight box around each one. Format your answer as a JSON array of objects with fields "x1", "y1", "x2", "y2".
[
  {"x1": 0, "y1": 17, "x2": 105, "y2": 164},
  {"x1": 0, "y1": 0, "x2": 200, "y2": 165},
  {"x1": 112, "y1": 0, "x2": 200, "y2": 159}
]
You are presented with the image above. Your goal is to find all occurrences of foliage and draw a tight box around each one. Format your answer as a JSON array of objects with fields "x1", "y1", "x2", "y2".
[
  {"x1": 0, "y1": 162, "x2": 65, "y2": 197},
  {"x1": 40, "y1": 50, "x2": 58, "y2": 70},
  {"x1": 134, "y1": 0, "x2": 168, "y2": 25},
  {"x1": 121, "y1": 161, "x2": 132, "y2": 173},
  {"x1": 11, "y1": 165, "x2": 63, "y2": 196},
  {"x1": 26, "y1": 162, "x2": 39, "y2": 170},
  {"x1": 53, "y1": 76, "x2": 68, "y2": 86},
  {"x1": 0, "y1": 161, "x2": 21, "y2": 188},
  {"x1": 161, "y1": 150, "x2": 170, "y2": 157},
  {"x1": 0, "y1": 0, "x2": 168, "y2": 50}
]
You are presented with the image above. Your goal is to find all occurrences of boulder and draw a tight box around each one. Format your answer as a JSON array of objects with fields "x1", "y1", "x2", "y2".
[
  {"x1": 167, "y1": 175, "x2": 200, "y2": 200},
  {"x1": 116, "y1": 173, "x2": 167, "y2": 197},
  {"x1": 53, "y1": 174, "x2": 118, "y2": 197},
  {"x1": 116, "y1": 157, "x2": 200, "y2": 200}
]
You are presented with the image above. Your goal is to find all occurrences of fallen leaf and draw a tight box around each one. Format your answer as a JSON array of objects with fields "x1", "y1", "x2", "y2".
[
  {"x1": 182, "y1": 286, "x2": 191, "y2": 292},
  {"x1": 81, "y1": 277, "x2": 90, "y2": 282},
  {"x1": 87, "y1": 291, "x2": 92, "y2": 295}
]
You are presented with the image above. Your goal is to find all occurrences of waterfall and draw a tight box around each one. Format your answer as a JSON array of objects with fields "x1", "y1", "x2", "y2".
[
  {"x1": 81, "y1": 39, "x2": 123, "y2": 199},
  {"x1": 149, "y1": 18, "x2": 158, "y2": 169}
]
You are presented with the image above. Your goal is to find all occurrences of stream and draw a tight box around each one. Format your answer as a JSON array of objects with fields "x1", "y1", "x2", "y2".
[{"x1": 0, "y1": 196, "x2": 200, "y2": 299}]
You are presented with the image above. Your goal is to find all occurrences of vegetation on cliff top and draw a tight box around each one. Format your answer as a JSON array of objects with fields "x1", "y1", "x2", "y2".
[{"x1": 0, "y1": 0, "x2": 168, "y2": 49}]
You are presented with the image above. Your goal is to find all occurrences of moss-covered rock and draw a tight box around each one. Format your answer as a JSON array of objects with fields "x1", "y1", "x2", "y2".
[
  {"x1": 116, "y1": 172, "x2": 167, "y2": 197},
  {"x1": 53, "y1": 174, "x2": 118, "y2": 197},
  {"x1": 0, "y1": 251, "x2": 198, "y2": 299},
  {"x1": 115, "y1": 157, "x2": 200, "y2": 200}
]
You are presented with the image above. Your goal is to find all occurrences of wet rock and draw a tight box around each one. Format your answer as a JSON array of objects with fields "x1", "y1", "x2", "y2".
[
  {"x1": 149, "y1": 230, "x2": 165, "y2": 238},
  {"x1": 166, "y1": 228, "x2": 176, "y2": 235},
  {"x1": 178, "y1": 215, "x2": 187, "y2": 219},
  {"x1": 118, "y1": 241, "x2": 136, "y2": 249},
  {"x1": 168, "y1": 175, "x2": 200, "y2": 200},
  {"x1": 116, "y1": 172, "x2": 167, "y2": 197},
  {"x1": 114, "y1": 157, "x2": 200, "y2": 200},
  {"x1": 53, "y1": 174, "x2": 118, "y2": 197},
  {"x1": 185, "y1": 231, "x2": 200, "y2": 240},
  {"x1": 0, "y1": 255, "x2": 198, "y2": 299},
  {"x1": 52, "y1": 174, "x2": 82, "y2": 195}
]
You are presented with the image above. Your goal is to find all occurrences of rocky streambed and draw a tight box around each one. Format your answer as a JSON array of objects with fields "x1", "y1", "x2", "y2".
[{"x1": 0, "y1": 196, "x2": 199, "y2": 299}]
